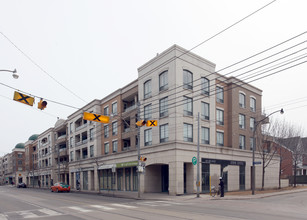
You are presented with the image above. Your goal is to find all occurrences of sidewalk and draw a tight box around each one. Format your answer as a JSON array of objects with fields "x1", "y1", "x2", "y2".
[{"x1": 80, "y1": 186, "x2": 307, "y2": 201}]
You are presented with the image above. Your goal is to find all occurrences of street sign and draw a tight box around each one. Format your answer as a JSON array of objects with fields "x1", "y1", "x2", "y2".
[
  {"x1": 83, "y1": 112, "x2": 109, "y2": 123},
  {"x1": 192, "y1": 156, "x2": 197, "y2": 165},
  {"x1": 146, "y1": 120, "x2": 157, "y2": 127},
  {"x1": 13, "y1": 91, "x2": 34, "y2": 106},
  {"x1": 253, "y1": 161, "x2": 262, "y2": 165}
]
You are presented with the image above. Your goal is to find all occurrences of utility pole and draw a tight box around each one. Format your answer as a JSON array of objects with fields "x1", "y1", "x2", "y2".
[
  {"x1": 137, "y1": 102, "x2": 141, "y2": 199},
  {"x1": 57, "y1": 145, "x2": 60, "y2": 182},
  {"x1": 32, "y1": 154, "x2": 34, "y2": 188},
  {"x1": 197, "y1": 112, "x2": 200, "y2": 197}
]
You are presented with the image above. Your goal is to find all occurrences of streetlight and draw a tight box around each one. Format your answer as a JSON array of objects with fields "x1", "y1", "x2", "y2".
[
  {"x1": 252, "y1": 108, "x2": 284, "y2": 195},
  {"x1": 0, "y1": 69, "x2": 19, "y2": 79}
]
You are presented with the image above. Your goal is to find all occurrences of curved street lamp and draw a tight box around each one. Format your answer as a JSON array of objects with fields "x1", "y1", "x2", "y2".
[
  {"x1": 252, "y1": 108, "x2": 284, "y2": 195},
  {"x1": 0, "y1": 69, "x2": 19, "y2": 79}
]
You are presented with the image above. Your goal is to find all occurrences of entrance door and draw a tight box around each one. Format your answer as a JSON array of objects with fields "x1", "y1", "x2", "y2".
[{"x1": 161, "y1": 165, "x2": 169, "y2": 192}]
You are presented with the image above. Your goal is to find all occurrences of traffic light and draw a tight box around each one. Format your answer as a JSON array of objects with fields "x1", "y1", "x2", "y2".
[
  {"x1": 140, "y1": 156, "x2": 147, "y2": 162},
  {"x1": 38, "y1": 99, "x2": 47, "y2": 110},
  {"x1": 136, "y1": 120, "x2": 146, "y2": 127}
]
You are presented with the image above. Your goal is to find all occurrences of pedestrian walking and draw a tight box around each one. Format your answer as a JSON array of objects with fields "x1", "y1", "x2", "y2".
[{"x1": 219, "y1": 177, "x2": 224, "y2": 197}]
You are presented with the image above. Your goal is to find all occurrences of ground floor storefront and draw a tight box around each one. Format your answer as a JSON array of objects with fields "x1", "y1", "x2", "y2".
[{"x1": 67, "y1": 144, "x2": 280, "y2": 196}]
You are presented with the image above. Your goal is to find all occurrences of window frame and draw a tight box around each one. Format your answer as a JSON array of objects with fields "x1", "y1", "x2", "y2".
[
  {"x1": 112, "y1": 140, "x2": 118, "y2": 153},
  {"x1": 183, "y1": 123, "x2": 193, "y2": 142},
  {"x1": 144, "y1": 128, "x2": 152, "y2": 146},
  {"x1": 144, "y1": 80, "x2": 152, "y2": 99},
  {"x1": 112, "y1": 121, "x2": 118, "y2": 136},
  {"x1": 160, "y1": 124, "x2": 169, "y2": 143},
  {"x1": 216, "y1": 109, "x2": 224, "y2": 126},
  {"x1": 183, "y1": 70, "x2": 193, "y2": 90},
  {"x1": 201, "y1": 102, "x2": 210, "y2": 120},
  {"x1": 159, "y1": 97, "x2": 168, "y2": 118},
  {"x1": 216, "y1": 86, "x2": 224, "y2": 103},
  {"x1": 250, "y1": 97, "x2": 256, "y2": 112},
  {"x1": 239, "y1": 114, "x2": 246, "y2": 129},
  {"x1": 216, "y1": 131, "x2": 224, "y2": 146},
  {"x1": 201, "y1": 127, "x2": 210, "y2": 144},
  {"x1": 239, "y1": 135, "x2": 246, "y2": 150},
  {"x1": 144, "y1": 104, "x2": 152, "y2": 121},
  {"x1": 239, "y1": 93, "x2": 246, "y2": 108},
  {"x1": 104, "y1": 142, "x2": 109, "y2": 154},
  {"x1": 159, "y1": 71, "x2": 168, "y2": 91},
  {"x1": 183, "y1": 96, "x2": 193, "y2": 116},
  {"x1": 201, "y1": 77, "x2": 209, "y2": 95}
]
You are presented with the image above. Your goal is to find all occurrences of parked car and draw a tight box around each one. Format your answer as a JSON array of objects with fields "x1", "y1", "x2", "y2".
[
  {"x1": 51, "y1": 182, "x2": 70, "y2": 193},
  {"x1": 17, "y1": 183, "x2": 27, "y2": 188}
]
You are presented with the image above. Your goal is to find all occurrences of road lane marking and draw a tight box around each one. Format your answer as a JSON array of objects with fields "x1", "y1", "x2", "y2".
[
  {"x1": 90, "y1": 205, "x2": 115, "y2": 211},
  {"x1": 18, "y1": 211, "x2": 38, "y2": 218},
  {"x1": 111, "y1": 204, "x2": 136, "y2": 209},
  {"x1": 67, "y1": 206, "x2": 91, "y2": 212},
  {"x1": 0, "y1": 214, "x2": 7, "y2": 220}
]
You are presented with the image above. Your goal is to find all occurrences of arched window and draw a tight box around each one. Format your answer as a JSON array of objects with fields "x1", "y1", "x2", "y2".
[
  {"x1": 201, "y1": 77, "x2": 209, "y2": 95},
  {"x1": 144, "y1": 80, "x2": 151, "y2": 99},
  {"x1": 183, "y1": 70, "x2": 193, "y2": 90},
  {"x1": 159, "y1": 71, "x2": 168, "y2": 91}
]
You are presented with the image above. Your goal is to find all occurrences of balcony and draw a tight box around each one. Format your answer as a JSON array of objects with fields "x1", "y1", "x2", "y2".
[
  {"x1": 75, "y1": 139, "x2": 88, "y2": 147},
  {"x1": 124, "y1": 105, "x2": 136, "y2": 113},
  {"x1": 75, "y1": 124, "x2": 87, "y2": 132}
]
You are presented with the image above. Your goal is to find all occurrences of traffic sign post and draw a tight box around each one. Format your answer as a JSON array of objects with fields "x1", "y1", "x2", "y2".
[{"x1": 83, "y1": 112, "x2": 109, "y2": 123}]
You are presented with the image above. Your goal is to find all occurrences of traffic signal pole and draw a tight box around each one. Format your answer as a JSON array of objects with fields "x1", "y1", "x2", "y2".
[
  {"x1": 137, "y1": 102, "x2": 141, "y2": 199},
  {"x1": 197, "y1": 112, "x2": 200, "y2": 197}
]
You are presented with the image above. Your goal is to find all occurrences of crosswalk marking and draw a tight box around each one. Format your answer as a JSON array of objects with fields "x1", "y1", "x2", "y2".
[
  {"x1": 68, "y1": 206, "x2": 92, "y2": 213},
  {"x1": 111, "y1": 204, "x2": 137, "y2": 209},
  {"x1": 90, "y1": 205, "x2": 115, "y2": 211},
  {"x1": 0, "y1": 214, "x2": 7, "y2": 220},
  {"x1": 18, "y1": 211, "x2": 38, "y2": 219},
  {"x1": 39, "y1": 208, "x2": 61, "y2": 216}
]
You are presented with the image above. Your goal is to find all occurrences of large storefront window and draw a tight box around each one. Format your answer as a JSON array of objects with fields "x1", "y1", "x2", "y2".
[
  {"x1": 117, "y1": 168, "x2": 123, "y2": 191},
  {"x1": 102, "y1": 169, "x2": 112, "y2": 190},
  {"x1": 83, "y1": 171, "x2": 88, "y2": 190},
  {"x1": 133, "y1": 167, "x2": 138, "y2": 191},
  {"x1": 125, "y1": 168, "x2": 131, "y2": 191}
]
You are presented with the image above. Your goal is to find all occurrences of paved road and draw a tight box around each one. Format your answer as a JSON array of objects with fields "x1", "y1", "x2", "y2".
[{"x1": 1, "y1": 186, "x2": 307, "y2": 219}]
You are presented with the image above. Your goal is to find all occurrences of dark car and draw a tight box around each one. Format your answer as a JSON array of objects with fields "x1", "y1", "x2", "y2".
[{"x1": 17, "y1": 183, "x2": 27, "y2": 188}]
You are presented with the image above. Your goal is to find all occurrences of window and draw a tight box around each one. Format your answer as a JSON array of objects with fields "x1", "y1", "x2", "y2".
[
  {"x1": 183, "y1": 70, "x2": 193, "y2": 89},
  {"x1": 144, "y1": 129, "x2": 152, "y2": 146},
  {"x1": 104, "y1": 106, "x2": 109, "y2": 116},
  {"x1": 144, "y1": 80, "x2": 152, "y2": 99},
  {"x1": 239, "y1": 135, "x2": 246, "y2": 149},
  {"x1": 183, "y1": 96, "x2": 193, "y2": 116},
  {"x1": 70, "y1": 151, "x2": 74, "y2": 161},
  {"x1": 90, "y1": 145, "x2": 94, "y2": 157},
  {"x1": 216, "y1": 86, "x2": 224, "y2": 103},
  {"x1": 104, "y1": 125, "x2": 109, "y2": 138},
  {"x1": 201, "y1": 127, "x2": 210, "y2": 144},
  {"x1": 250, "y1": 117, "x2": 255, "y2": 131},
  {"x1": 217, "y1": 132, "x2": 224, "y2": 146},
  {"x1": 112, "y1": 121, "x2": 118, "y2": 136},
  {"x1": 250, "y1": 137, "x2": 255, "y2": 151},
  {"x1": 70, "y1": 137, "x2": 73, "y2": 147},
  {"x1": 159, "y1": 71, "x2": 168, "y2": 91},
  {"x1": 201, "y1": 77, "x2": 209, "y2": 95},
  {"x1": 239, "y1": 93, "x2": 246, "y2": 108},
  {"x1": 144, "y1": 104, "x2": 152, "y2": 121},
  {"x1": 239, "y1": 114, "x2": 246, "y2": 129},
  {"x1": 104, "y1": 142, "x2": 109, "y2": 154},
  {"x1": 112, "y1": 140, "x2": 118, "y2": 153},
  {"x1": 160, "y1": 124, "x2": 169, "y2": 143},
  {"x1": 201, "y1": 102, "x2": 210, "y2": 120},
  {"x1": 184, "y1": 123, "x2": 193, "y2": 142},
  {"x1": 216, "y1": 109, "x2": 224, "y2": 125},
  {"x1": 90, "y1": 128, "x2": 94, "y2": 140},
  {"x1": 250, "y1": 97, "x2": 256, "y2": 112},
  {"x1": 70, "y1": 122, "x2": 73, "y2": 133},
  {"x1": 112, "y1": 102, "x2": 117, "y2": 115},
  {"x1": 159, "y1": 97, "x2": 168, "y2": 117}
]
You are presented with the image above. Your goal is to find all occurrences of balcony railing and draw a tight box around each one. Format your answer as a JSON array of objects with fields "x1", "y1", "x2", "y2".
[
  {"x1": 75, "y1": 124, "x2": 87, "y2": 132},
  {"x1": 124, "y1": 105, "x2": 136, "y2": 113}
]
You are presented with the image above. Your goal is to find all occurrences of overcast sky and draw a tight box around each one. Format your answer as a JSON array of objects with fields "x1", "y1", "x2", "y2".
[{"x1": 0, "y1": 0, "x2": 306, "y2": 156}]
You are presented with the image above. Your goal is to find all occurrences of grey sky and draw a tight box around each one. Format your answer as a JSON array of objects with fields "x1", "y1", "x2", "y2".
[{"x1": 0, "y1": 0, "x2": 306, "y2": 156}]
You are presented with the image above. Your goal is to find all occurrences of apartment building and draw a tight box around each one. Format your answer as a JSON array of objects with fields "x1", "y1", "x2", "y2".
[
  {"x1": 137, "y1": 45, "x2": 279, "y2": 195},
  {"x1": 24, "y1": 134, "x2": 38, "y2": 186},
  {"x1": 0, "y1": 45, "x2": 281, "y2": 195}
]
